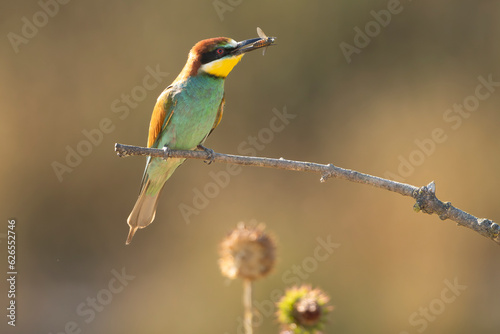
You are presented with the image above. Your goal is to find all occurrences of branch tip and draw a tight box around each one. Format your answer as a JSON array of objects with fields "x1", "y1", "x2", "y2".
[{"x1": 114, "y1": 143, "x2": 126, "y2": 157}]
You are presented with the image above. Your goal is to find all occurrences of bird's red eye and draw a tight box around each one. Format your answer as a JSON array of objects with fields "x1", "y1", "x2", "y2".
[{"x1": 216, "y1": 48, "x2": 224, "y2": 55}]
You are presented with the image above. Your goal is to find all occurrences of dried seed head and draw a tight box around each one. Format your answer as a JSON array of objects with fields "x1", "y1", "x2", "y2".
[
  {"x1": 218, "y1": 222, "x2": 276, "y2": 281},
  {"x1": 277, "y1": 285, "x2": 333, "y2": 334}
]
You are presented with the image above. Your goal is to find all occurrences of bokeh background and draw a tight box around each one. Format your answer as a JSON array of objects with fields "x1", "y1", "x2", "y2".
[{"x1": 1, "y1": 0, "x2": 500, "y2": 333}]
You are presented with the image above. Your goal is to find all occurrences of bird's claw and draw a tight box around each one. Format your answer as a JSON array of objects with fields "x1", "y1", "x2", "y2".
[
  {"x1": 197, "y1": 145, "x2": 215, "y2": 165},
  {"x1": 162, "y1": 145, "x2": 171, "y2": 161}
]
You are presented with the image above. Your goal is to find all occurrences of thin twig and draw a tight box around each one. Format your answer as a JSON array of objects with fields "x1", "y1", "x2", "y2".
[
  {"x1": 115, "y1": 143, "x2": 500, "y2": 246},
  {"x1": 243, "y1": 279, "x2": 253, "y2": 334}
]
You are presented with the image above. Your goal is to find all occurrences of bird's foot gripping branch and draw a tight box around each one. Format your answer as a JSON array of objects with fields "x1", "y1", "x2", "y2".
[{"x1": 115, "y1": 143, "x2": 500, "y2": 246}]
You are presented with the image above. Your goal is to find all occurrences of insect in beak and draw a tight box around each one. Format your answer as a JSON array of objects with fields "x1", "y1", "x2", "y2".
[{"x1": 256, "y1": 27, "x2": 276, "y2": 56}]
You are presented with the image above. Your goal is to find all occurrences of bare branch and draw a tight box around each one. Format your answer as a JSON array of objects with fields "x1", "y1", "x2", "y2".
[{"x1": 115, "y1": 143, "x2": 500, "y2": 246}]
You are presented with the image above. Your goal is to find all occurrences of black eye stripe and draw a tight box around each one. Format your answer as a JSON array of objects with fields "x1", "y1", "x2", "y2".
[{"x1": 200, "y1": 47, "x2": 234, "y2": 64}]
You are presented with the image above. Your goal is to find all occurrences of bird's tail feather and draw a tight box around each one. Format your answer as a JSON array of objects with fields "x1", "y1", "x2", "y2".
[
  {"x1": 126, "y1": 180, "x2": 161, "y2": 245},
  {"x1": 126, "y1": 157, "x2": 184, "y2": 245}
]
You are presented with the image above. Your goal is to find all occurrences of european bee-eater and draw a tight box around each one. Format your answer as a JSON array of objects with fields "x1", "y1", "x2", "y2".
[{"x1": 126, "y1": 30, "x2": 276, "y2": 244}]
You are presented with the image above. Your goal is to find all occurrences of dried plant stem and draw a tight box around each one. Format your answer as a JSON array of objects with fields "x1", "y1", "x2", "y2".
[
  {"x1": 115, "y1": 143, "x2": 500, "y2": 246},
  {"x1": 243, "y1": 279, "x2": 253, "y2": 334}
]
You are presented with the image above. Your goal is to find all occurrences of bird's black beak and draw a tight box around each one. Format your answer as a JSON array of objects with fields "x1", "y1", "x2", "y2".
[{"x1": 231, "y1": 36, "x2": 276, "y2": 56}]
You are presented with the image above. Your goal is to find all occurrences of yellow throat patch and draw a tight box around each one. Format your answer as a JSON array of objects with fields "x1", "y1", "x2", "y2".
[{"x1": 199, "y1": 54, "x2": 244, "y2": 78}]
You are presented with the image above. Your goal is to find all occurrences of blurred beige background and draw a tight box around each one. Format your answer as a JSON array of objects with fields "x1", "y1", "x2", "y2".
[{"x1": 1, "y1": 0, "x2": 500, "y2": 333}]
